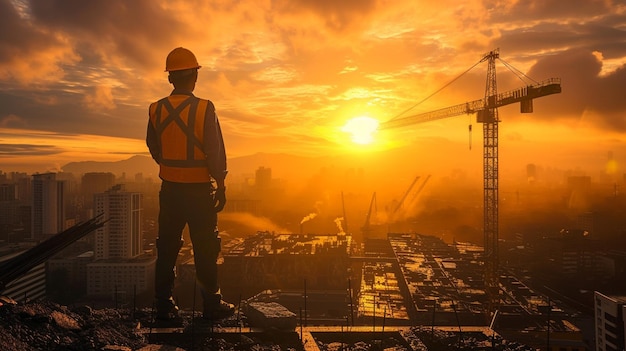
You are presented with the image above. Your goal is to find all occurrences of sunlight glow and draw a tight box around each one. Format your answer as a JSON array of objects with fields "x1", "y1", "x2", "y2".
[{"x1": 341, "y1": 116, "x2": 379, "y2": 145}]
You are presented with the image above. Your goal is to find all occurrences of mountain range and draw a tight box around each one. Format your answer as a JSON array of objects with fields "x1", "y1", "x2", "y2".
[{"x1": 61, "y1": 153, "x2": 330, "y2": 180}]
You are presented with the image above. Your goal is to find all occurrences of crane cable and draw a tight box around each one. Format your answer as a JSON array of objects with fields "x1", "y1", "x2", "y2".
[
  {"x1": 498, "y1": 57, "x2": 539, "y2": 86},
  {"x1": 388, "y1": 57, "x2": 485, "y2": 122},
  {"x1": 387, "y1": 53, "x2": 542, "y2": 150},
  {"x1": 389, "y1": 54, "x2": 541, "y2": 123}
]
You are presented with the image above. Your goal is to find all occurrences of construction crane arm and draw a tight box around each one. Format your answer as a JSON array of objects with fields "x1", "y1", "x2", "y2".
[
  {"x1": 362, "y1": 192, "x2": 377, "y2": 232},
  {"x1": 380, "y1": 78, "x2": 561, "y2": 130}
]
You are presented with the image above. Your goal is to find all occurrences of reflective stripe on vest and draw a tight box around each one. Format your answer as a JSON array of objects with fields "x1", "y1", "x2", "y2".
[{"x1": 150, "y1": 95, "x2": 212, "y2": 183}]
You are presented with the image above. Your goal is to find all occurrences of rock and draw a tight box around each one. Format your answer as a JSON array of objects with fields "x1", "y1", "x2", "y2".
[
  {"x1": 0, "y1": 296, "x2": 16, "y2": 306},
  {"x1": 246, "y1": 302, "x2": 297, "y2": 331},
  {"x1": 102, "y1": 345, "x2": 132, "y2": 351},
  {"x1": 136, "y1": 344, "x2": 187, "y2": 350},
  {"x1": 51, "y1": 310, "x2": 81, "y2": 330},
  {"x1": 73, "y1": 304, "x2": 93, "y2": 317}
]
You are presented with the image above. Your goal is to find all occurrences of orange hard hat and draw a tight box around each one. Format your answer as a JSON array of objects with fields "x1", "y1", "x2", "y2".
[{"x1": 165, "y1": 47, "x2": 201, "y2": 72}]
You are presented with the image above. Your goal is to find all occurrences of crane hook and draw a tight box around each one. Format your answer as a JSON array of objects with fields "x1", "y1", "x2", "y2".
[{"x1": 468, "y1": 123, "x2": 472, "y2": 150}]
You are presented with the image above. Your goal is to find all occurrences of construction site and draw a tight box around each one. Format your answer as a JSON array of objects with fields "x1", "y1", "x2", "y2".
[
  {"x1": 150, "y1": 49, "x2": 582, "y2": 349},
  {"x1": 2, "y1": 49, "x2": 601, "y2": 350}
]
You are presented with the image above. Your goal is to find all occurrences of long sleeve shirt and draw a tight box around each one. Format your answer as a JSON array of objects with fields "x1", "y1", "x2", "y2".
[{"x1": 146, "y1": 89, "x2": 227, "y2": 186}]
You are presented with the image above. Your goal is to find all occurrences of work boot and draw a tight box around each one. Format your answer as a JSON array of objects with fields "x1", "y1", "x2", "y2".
[
  {"x1": 155, "y1": 297, "x2": 180, "y2": 321},
  {"x1": 203, "y1": 300, "x2": 235, "y2": 320}
]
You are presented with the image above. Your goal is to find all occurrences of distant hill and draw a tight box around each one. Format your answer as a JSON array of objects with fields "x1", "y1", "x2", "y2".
[
  {"x1": 60, "y1": 139, "x2": 479, "y2": 185},
  {"x1": 227, "y1": 152, "x2": 320, "y2": 179},
  {"x1": 62, "y1": 155, "x2": 159, "y2": 179},
  {"x1": 60, "y1": 153, "x2": 323, "y2": 181}
]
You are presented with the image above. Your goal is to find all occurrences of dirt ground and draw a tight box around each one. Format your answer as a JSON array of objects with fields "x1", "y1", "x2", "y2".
[{"x1": 0, "y1": 299, "x2": 536, "y2": 350}]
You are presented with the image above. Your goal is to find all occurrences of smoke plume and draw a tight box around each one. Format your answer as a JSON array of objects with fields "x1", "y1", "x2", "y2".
[
  {"x1": 220, "y1": 212, "x2": 290, "y2": 234},
  {"x1": 334, "y1": 217, "x2": 345, "y2": 234},
  {"x1": 300, "y1": 213, "x2": 318, "y2": 224}
]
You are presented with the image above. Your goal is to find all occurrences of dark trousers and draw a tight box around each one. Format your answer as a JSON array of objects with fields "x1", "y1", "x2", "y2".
[{"x1": 154, "y1": 181, "x2": 222, "y2": 307}]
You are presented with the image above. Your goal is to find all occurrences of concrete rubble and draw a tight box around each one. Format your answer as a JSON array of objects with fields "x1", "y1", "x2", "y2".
[{"x1": 246, "y1": 301, "x2": 297, "y2": 330}]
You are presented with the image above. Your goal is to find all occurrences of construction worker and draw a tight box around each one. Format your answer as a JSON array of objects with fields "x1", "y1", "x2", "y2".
[{"x1": 146, "y1": 47, "x2": 233, "y2": 321}]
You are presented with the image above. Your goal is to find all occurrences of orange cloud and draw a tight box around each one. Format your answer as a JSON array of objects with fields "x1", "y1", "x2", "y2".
[
  {"x1": 83, "y1": 85, "x2": 116, "y2": 110},
  {"x1": 0, "y1": 0, "x2": 623, "y2": 175}
]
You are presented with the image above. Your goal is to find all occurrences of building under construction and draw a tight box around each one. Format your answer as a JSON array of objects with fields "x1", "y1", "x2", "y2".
[
  {"x1": 219, "y1": 231, "x2": 487, "y2": 326},
  {"x1": 218, "y1": 230, "x2": 584, "y2": 340},
  {"x1": 220, "y1": 231, "x2": 355, "y2": 304}
]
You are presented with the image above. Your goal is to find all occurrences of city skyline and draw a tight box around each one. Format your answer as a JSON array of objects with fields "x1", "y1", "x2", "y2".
[{"x1": 0, "y1": 1, "x2": 625, "y2": 175}]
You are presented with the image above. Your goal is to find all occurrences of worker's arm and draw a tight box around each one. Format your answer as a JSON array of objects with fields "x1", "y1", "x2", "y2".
[
  {"x1": 203, "y1": 101, "x2": 227, "y2": 187},
  {"x1": 204, "y1": 101, "x2": 228, "y2": 211},
  {"x1": 146, "y1": 106, "x2": 161, "y2": 164}
]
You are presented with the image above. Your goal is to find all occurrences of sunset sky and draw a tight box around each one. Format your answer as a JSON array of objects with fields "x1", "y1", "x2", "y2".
[{"x1": 1, "y1": 0, "x2": 625, "y2": 176}]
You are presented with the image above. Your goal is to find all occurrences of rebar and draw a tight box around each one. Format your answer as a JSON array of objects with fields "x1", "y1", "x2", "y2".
[{"x1": 0, "y1": 214, "x2": 107, "y2": 290}]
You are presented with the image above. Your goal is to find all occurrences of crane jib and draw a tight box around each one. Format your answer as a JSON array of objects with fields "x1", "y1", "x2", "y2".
[{"x1": 380, "y1": 78, "x2": 562, "y2": 129}]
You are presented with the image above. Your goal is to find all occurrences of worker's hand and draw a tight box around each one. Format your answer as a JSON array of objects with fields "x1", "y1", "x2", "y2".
[{"x1": 213, "y1": 187, "x2": 226, "y2": 212}]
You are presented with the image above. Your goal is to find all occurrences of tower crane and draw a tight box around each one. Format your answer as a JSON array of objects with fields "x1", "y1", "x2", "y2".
[
  {"x1": 392, "y1": 175, "x2": 431, "y2": 220},
  {"x1": 362, "y1": 192, "x2": 377, "y2": 239},
  {"x1": 380, "y1": 49, "x2": 561, "y2": 316},
  {"x1": 393, "y1": 175, "x2": 421, "y2": 215}
]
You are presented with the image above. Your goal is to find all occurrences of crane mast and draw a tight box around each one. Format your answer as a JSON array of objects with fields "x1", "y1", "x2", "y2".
[
  {"x1": 380, "y1": 49, "x2": 561, "y2": 317},
  {"x1": 482, "y1": 50, "x2": 500, "y2": 316}
]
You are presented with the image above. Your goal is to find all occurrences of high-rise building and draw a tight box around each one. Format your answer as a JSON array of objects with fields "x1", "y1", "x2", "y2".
[
  {"x1": 0, "y1": 183, "x2": 17, "y2": 201},
  {"x1": 594, "y1": 291, "x2": 626, "y2": 351},
  {"x1": 31, "y1": 173, "x2": 65, "y2": 240},
  {"x1": 93, "y1": 184, "x2": 142, "y2": 259},
  {"x1": 87, "y1": 184, "x2": 155, "y2": 300},
  {"x1": 526, "y1": 163, "x2": 537, "y2": 179},
  {"x1": 86, "y1": 257, "x2": 155, "y2": 300},
  {"x1": 255, "y1": 166, "x2": 272, "y2": 189},
  {"x1": 13, "y1": 173, "x2": 31, "y2": 203},
  {"x1": 0, "y1": 184, "x2": 19, "y2": 241}
]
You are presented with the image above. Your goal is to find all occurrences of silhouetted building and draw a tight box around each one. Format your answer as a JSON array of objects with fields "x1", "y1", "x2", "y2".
[
  {"x1": 594, "y1": 291, "x2": 626, "y2": 351},
  {"x1": 93, "y1": 184, "x2": 142, "y2": 260},
  {"x1": 538, "y1": 231, "x2": 606, "y2": 280},
  {"x1": 567, "y1": 176, "x2": 592, "y2": 211},
  {"x1": 86, "y1": 184, "x2": 155, "y2": 299},
  {"x1": 31, "y1": 173, "x2": 65, "y2": 240},
  {"x1": 0, "y1": 183, "x2": 16, "y2": 201},
  {"x1": 47, "y1": 250, "x2": 94, "y2": 299},
  {"x1": 255, "y1": 167, "x2": 272, "y2": 190},
  {"x1": 221, "y1": 231, "x2": 353, "y2": 303},
  {"x1": 0, "y1": 184, "x2": 20, "y2": 241},
  {"x1": 605, "y1": 250, "x2": 626, "y2": 282},
  {"x1": 86, "y1": 256, "x2": 155, "y2": 300},
  {"x1": 13, "y1": 173, "x2": 31, "y2": 203},
  {"x1": 526, "y1": 163, "x2": 537, "y2": 183}
]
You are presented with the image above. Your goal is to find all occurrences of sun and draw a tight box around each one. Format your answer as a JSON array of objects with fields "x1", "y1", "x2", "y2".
[{"x1": 341, "y1": 116, "x2": 379, "y2": 145}]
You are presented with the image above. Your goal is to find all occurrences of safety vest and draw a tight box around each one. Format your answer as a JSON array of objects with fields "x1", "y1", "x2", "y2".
[{"x1": 149, "y1": 94, "x2": 213, "y2": 183}]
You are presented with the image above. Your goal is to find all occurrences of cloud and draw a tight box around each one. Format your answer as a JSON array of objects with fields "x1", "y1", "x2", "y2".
[
  {"x1": 492, "y1": 0, "x2": 616, "y2": 23},
  {"x1": 0, "y1": 143, "x2": 62, "y2": 156},
  {"x1": 0, "y1": 0, "x2": 79, "y2": 84},
  {"x1": 0, "y1": 0, "x2": 624, "y2": 173},
  {"x1": 83, "y1": 85, "x2": 116, "y2": 110},
  {"x1": 0, "y1": 114, "x2": 26, "y2": 128},
  {"x1": 521, "y1": 49, "x2": 626, "y2": 131},
  {"x1": 27, "y1": 0, "x2": 183, "y2": 71},
  {"x1": 0, "y1": 89, "x2": 141, "y2": 138},
  {"x1": 273, "y1": 0, "x2": 378, "y2": 31}
]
